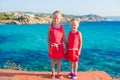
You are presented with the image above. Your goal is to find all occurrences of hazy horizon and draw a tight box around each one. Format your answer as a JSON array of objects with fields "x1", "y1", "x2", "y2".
[{"x1": 0, "y1": 0, "x2": 120, "y2": 16}]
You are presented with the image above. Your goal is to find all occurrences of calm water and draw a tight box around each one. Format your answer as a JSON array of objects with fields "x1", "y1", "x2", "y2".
[{"x1": 0, "y1": 21, "x2": 120, "y2": 77}]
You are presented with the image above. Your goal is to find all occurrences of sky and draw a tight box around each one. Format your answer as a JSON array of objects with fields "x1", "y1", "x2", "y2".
[{"x1": 0, "y1": 0, "x2": 120, "y2": 16}]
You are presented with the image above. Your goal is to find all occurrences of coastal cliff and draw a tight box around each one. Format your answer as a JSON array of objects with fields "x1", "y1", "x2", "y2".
[{"x1": 0, "y1": 12, "x2": 109, "y2": 24}]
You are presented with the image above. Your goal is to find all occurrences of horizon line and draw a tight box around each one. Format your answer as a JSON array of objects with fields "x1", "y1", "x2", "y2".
[{"x1": 0, "y1": 11, "x2": 120, "y2": 17}]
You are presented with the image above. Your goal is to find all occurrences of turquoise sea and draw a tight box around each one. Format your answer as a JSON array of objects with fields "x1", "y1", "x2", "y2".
[{"x1": 0, "y1": 21, "x2": 120, "y2": 77}]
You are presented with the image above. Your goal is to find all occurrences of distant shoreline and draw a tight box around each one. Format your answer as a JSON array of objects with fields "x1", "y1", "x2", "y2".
[
  {"x1": 0, "y1": 12, "x2": 109, "y2": 24},
  {"x1": 106, "y1": 16, "x2": 120, "y2": 21}
]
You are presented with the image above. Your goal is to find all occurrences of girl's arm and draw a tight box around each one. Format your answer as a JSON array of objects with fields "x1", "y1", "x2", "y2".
[
  {"x1": 62, "y1": 28, "x2": 67, "y2": 51},
  {"x1": 78, "y1": 31, "x2": 82, "y2": 55},
  {"x1": 47, "y1": 26, "x2": 51, "y2": 52}
]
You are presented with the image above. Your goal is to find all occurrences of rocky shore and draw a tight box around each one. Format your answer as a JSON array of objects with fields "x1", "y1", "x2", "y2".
[{"x1": 0, "y1": 12, "x2": 109, "y2": 24}]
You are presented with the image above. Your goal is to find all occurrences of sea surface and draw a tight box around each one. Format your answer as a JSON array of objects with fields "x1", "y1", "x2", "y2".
[{"x1": 0, "y1": 21, "x2": 120, "y2": 77}]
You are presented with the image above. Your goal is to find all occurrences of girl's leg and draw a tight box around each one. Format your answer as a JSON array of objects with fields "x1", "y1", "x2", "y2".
[
  {"x1": 68, "y1": 61, "x2": 74, "y2": 78},
  {"x1": 57, "y1": 59, "x2": 63, "y2": 78},
  {"x1": 72, "y1": 61, "x2": 78, "y2": 79},
  {"x1": 74, "y1": 61, "x2": 78, "y2": 75},
  {"x1": 57, "y1": 59, "x2": 61, "y2": 74},
  {"x1": 51, "y1": 59, "x2": 55, "y2": 75},
  {"x1": 70, "y1": 61, "x2": 73, "y2": 73}
]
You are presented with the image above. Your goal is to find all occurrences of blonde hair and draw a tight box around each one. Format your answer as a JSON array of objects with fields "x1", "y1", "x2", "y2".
[
  {"x1": 53, "y1": 10, "x2": 62, "y2": 15},
  {"x1": 70, "y1": 18, "x2": 80, "y2": 23}
]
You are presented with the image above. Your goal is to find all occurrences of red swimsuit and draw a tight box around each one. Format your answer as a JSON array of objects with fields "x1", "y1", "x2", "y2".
[
  {"x1": 48, "y1": 24, "x2": 64, "y2": 59},
  {"x1": 65, "y1": 31, "x2": 81, "y2": 62}
]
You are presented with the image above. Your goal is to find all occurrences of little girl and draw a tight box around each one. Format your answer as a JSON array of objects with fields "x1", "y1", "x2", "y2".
[
  {"x1": 47, "y1": 11, "x2": 66, "y2": 79},
  {"x1": 65, "y1": 18, "x2": 82, "y2": 79}
]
